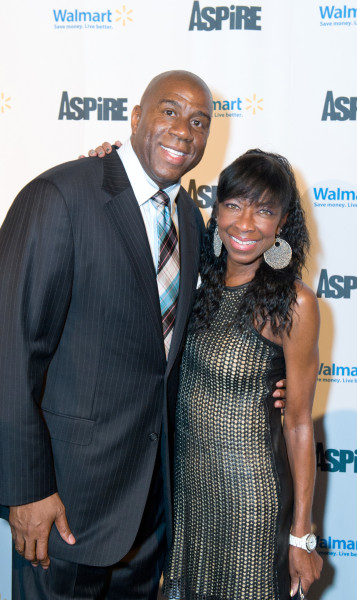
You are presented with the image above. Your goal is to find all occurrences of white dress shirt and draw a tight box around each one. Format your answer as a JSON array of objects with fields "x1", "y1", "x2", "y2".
[{"x1": 118, "y1": 139, "x2": 180, "y2": 270}]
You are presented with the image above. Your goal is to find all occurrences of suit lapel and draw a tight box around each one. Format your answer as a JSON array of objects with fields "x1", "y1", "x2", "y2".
[{"x1": 102, "y1": 151, "x2": 164, "y2": 352}]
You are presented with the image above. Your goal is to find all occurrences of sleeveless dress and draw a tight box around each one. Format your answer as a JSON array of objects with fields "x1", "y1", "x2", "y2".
[{"x1": 163, "y1": 285, "x2": 293, "y2": 600}]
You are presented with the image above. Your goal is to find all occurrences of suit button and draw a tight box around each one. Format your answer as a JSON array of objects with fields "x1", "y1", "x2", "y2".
[{"x1": 149, "y1": 433, "x2": 158, "y2": 442}]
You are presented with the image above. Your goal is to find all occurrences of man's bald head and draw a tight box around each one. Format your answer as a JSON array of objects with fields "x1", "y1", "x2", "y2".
[
  {"x1": 140, "y1": 70, "x2": 213, "y2": 110},
  {"x1": 131, "y1": 70, "x2": 213, "y2": 188}
]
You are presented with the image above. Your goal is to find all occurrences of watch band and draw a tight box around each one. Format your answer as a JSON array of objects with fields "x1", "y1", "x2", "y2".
[{"x1": 289, "y1": 532, "x2": 317, "y2": 553}]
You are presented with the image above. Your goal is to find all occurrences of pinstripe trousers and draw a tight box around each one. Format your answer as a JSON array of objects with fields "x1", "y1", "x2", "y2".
[{"x1": 12, "y1": 453, "x2": 166, "y2": 600}]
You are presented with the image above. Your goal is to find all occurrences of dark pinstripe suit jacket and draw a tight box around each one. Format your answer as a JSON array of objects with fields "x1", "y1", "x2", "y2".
[{"x1": 0, "y1": 151, "x2": 204, "y2": 566}]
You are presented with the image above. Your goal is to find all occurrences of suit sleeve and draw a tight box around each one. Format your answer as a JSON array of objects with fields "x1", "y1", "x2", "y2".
[{"x1": 0, "y1": 177, "x2": 74, "y2": 506}]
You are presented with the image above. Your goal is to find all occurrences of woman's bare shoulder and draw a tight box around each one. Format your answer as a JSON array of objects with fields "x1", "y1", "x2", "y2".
[
  {"x1": 294, "y1": 280, "x2": 319, "y2": 311},
  {"x1": 289, "y1": 280, "x2": 320, "y2": 338}
]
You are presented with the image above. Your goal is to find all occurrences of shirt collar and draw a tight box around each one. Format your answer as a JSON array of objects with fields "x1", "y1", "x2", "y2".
[{"x1": 117, "y1": 139, "x2": 180, "y2": 214}]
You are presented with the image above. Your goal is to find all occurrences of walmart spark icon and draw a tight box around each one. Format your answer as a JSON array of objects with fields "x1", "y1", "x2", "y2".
[
  {"x1": 115, "y1": 6, "x2": 133, "y2": 26},
  {"x1": 245, "y1": 94, "x2": 263, "y2": 115},
  {"x1": 0, "y1": 93, "x2": 11, "y2": 114}
]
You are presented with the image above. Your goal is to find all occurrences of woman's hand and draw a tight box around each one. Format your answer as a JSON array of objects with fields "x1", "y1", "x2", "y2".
[
  {"x1": 272, "y1": 378, "x2": 287, "y2": 411},
  {"x1": 78, "y1": 141, "x2": 122, "y2": 159},
  {"x1": 289, "y1": 545, "x2": 323, "y2": 596}
]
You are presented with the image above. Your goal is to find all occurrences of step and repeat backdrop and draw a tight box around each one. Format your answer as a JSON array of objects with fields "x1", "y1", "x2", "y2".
[{"x1": 0, "y1": 1, "x2": 356, "y2": 598}]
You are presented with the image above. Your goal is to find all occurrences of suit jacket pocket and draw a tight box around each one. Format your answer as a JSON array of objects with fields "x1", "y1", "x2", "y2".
[{"x1": 42, "y1": 408, "x2": 95, "y2": 446}]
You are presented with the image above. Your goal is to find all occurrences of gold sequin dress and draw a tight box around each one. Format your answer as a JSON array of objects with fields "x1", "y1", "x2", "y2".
[{"x1": 163, "y1": 285, "x2": 293, "y2": 600}]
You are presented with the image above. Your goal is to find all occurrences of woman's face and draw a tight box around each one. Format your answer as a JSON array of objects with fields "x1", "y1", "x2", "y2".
[{"x1": 217, "y1": 196, "x2": 287, "y2": 279}]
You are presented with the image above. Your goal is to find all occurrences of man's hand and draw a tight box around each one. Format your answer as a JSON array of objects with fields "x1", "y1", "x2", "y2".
[
  {"x1": 9, "y1": 492, "x2": 75, "y2": 569},
  {"x1": 78, "y1": 140, "x2": 121, "y2": 159},
  {"x1": 273, "y1": 378, "x2": 287, "y2": 411}
]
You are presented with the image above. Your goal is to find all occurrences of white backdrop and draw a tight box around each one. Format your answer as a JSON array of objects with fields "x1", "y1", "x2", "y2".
[{"x1": 0, "y1": 1, "x2": 356, "y2": 598}]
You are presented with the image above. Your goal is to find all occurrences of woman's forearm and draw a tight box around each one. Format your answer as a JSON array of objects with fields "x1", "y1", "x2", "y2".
[{"x1": 283, "y1": 418, "x2": 316, "y2": 535}]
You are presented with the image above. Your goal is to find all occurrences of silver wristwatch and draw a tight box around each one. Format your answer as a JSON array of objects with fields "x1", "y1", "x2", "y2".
[{"x1": 289, "y1": 532, "x2": 317, "y2": 553}]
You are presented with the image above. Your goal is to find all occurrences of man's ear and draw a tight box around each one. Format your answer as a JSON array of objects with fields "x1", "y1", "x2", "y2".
[{"x1": 131, "y1": 105, "x2": 142, "y2": 135}]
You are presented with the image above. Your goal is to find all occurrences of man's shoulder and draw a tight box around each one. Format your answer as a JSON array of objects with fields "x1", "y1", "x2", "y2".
[
  {"x1": 19, "y1": 156, "x2": 111, "y2": 207},
  {"x1": 37, "y1": 156, "x2": 104, "y2": 186},
  {"x1": 11, "y1": 157, "x2": 109, "y2": 216}
]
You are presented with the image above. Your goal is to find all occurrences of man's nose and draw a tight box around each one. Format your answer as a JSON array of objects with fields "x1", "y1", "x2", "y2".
[{"x1": 170, "y1": 117, "x2": 194, "y2": 141}]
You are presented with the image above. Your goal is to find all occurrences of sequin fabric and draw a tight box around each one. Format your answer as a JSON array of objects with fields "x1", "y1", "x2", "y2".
[{"x1": 163, "y1": 285, "x2": 291, "y2": 600}]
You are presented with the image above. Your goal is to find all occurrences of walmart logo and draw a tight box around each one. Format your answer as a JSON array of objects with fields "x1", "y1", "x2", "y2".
[
  {"x1": 52, "y1": 6, "x2": 133, "y2": 29},
  {"x1": 0, "y1": 93, "x2": 11, "y2": 114},
  {"x1": 213, "y1": 94, "x2": 263, "y2": 118},
  {"x1": 115, "y1": 6, "x2": 133, "y2": 25},
  {"x1": 245, "y1": 93, "x2": 263, "y2": 115},
  {"x1": 320, "y1": 5, "x2": 357, "y2": 19},
  {"x1": 319, "y1": 4, "x2": 357, "y2": 27}
]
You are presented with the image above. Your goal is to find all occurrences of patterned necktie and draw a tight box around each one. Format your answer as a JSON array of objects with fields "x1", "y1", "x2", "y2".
[{"x1": 151, "y1": 190, "x2": 180, "y2": 358}]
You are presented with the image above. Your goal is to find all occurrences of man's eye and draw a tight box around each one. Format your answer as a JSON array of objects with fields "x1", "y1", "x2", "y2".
[
  {"x1": 192, "y1": 119, "x2": 202, "y2": 127},
  {"x1": 165, "y1": 109, "x2": 175, "y2": 116}
]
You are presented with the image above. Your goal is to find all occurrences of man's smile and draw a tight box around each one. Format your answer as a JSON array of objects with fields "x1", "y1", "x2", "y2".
[
  {"x1": 160, "y1": 144, "x2": 189, "y2": 164},
  {"x1": 160, "y1": 144, "x2": 186, "y2": 157}
]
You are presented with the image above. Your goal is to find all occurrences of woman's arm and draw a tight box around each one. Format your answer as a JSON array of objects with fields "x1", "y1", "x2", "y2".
[{"x1": 282, "y1": 281, "x2": 323, "y2": 596}]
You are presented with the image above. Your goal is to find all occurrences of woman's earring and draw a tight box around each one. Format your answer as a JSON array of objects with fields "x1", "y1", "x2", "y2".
[
  {"x1": 213, "y1": 225, "x2": 222, "y2": 258},
  {"x1": 264, "y1": 236, "x2": 292, "y2": 269}
]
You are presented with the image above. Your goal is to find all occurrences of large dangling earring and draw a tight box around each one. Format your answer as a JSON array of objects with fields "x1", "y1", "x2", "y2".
[
  {"x1": 213, "y1": 225, "x2": 222, "y2": 258},
  {"x1": 264, "y1": 236, "x2": 292, "y2": 269}
]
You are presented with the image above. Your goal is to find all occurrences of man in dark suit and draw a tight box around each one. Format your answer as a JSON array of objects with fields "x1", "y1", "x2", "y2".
[
  {"x1": 0, "y1": 70, "x2": 285, "y2": 599},
  {"x1": 0, "y1": 69, "x2": 212, "y2": 599}
]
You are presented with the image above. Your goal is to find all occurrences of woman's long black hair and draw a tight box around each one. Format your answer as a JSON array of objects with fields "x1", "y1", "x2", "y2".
[{"x1": 189, "y1": 149, "x2": 310, "y2": 336}]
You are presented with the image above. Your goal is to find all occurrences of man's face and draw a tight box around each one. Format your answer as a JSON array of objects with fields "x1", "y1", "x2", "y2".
[{"x1": 131, "y1": 75, "x2": 212, "y2": 188}]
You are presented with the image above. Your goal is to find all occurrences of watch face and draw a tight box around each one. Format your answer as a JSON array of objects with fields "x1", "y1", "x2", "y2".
[{"x1": 306, "y1": 534, "x2": 317, "y2": 552}]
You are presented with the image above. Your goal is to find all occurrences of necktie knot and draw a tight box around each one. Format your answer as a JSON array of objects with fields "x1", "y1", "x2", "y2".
[{"x1": 151, "y1": 190, "x2": 170, "y2": 211}]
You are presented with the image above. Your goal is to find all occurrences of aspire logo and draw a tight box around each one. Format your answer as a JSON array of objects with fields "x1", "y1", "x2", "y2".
[
  {"x1": 58, "y1": 92, "x2": 128, "y2": 121},
  {"x1": 322, "y1": 91, "x2": 357, "y2": 121},
  {"x1": 0, "y1": 92, "x2": 11, "y2": 114},
  {"x1": 316, "y1": 442, "x2": 357, "y2": 473},
  {"x1": 317, "y1": 269, "x2": 357, "y2": 299},
  {"x1": 189, "y1": 1, "x2": 262, "y2": 31},
  {"x1": 187, "y1": 179, "x2": 217, "y2": 208}
]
